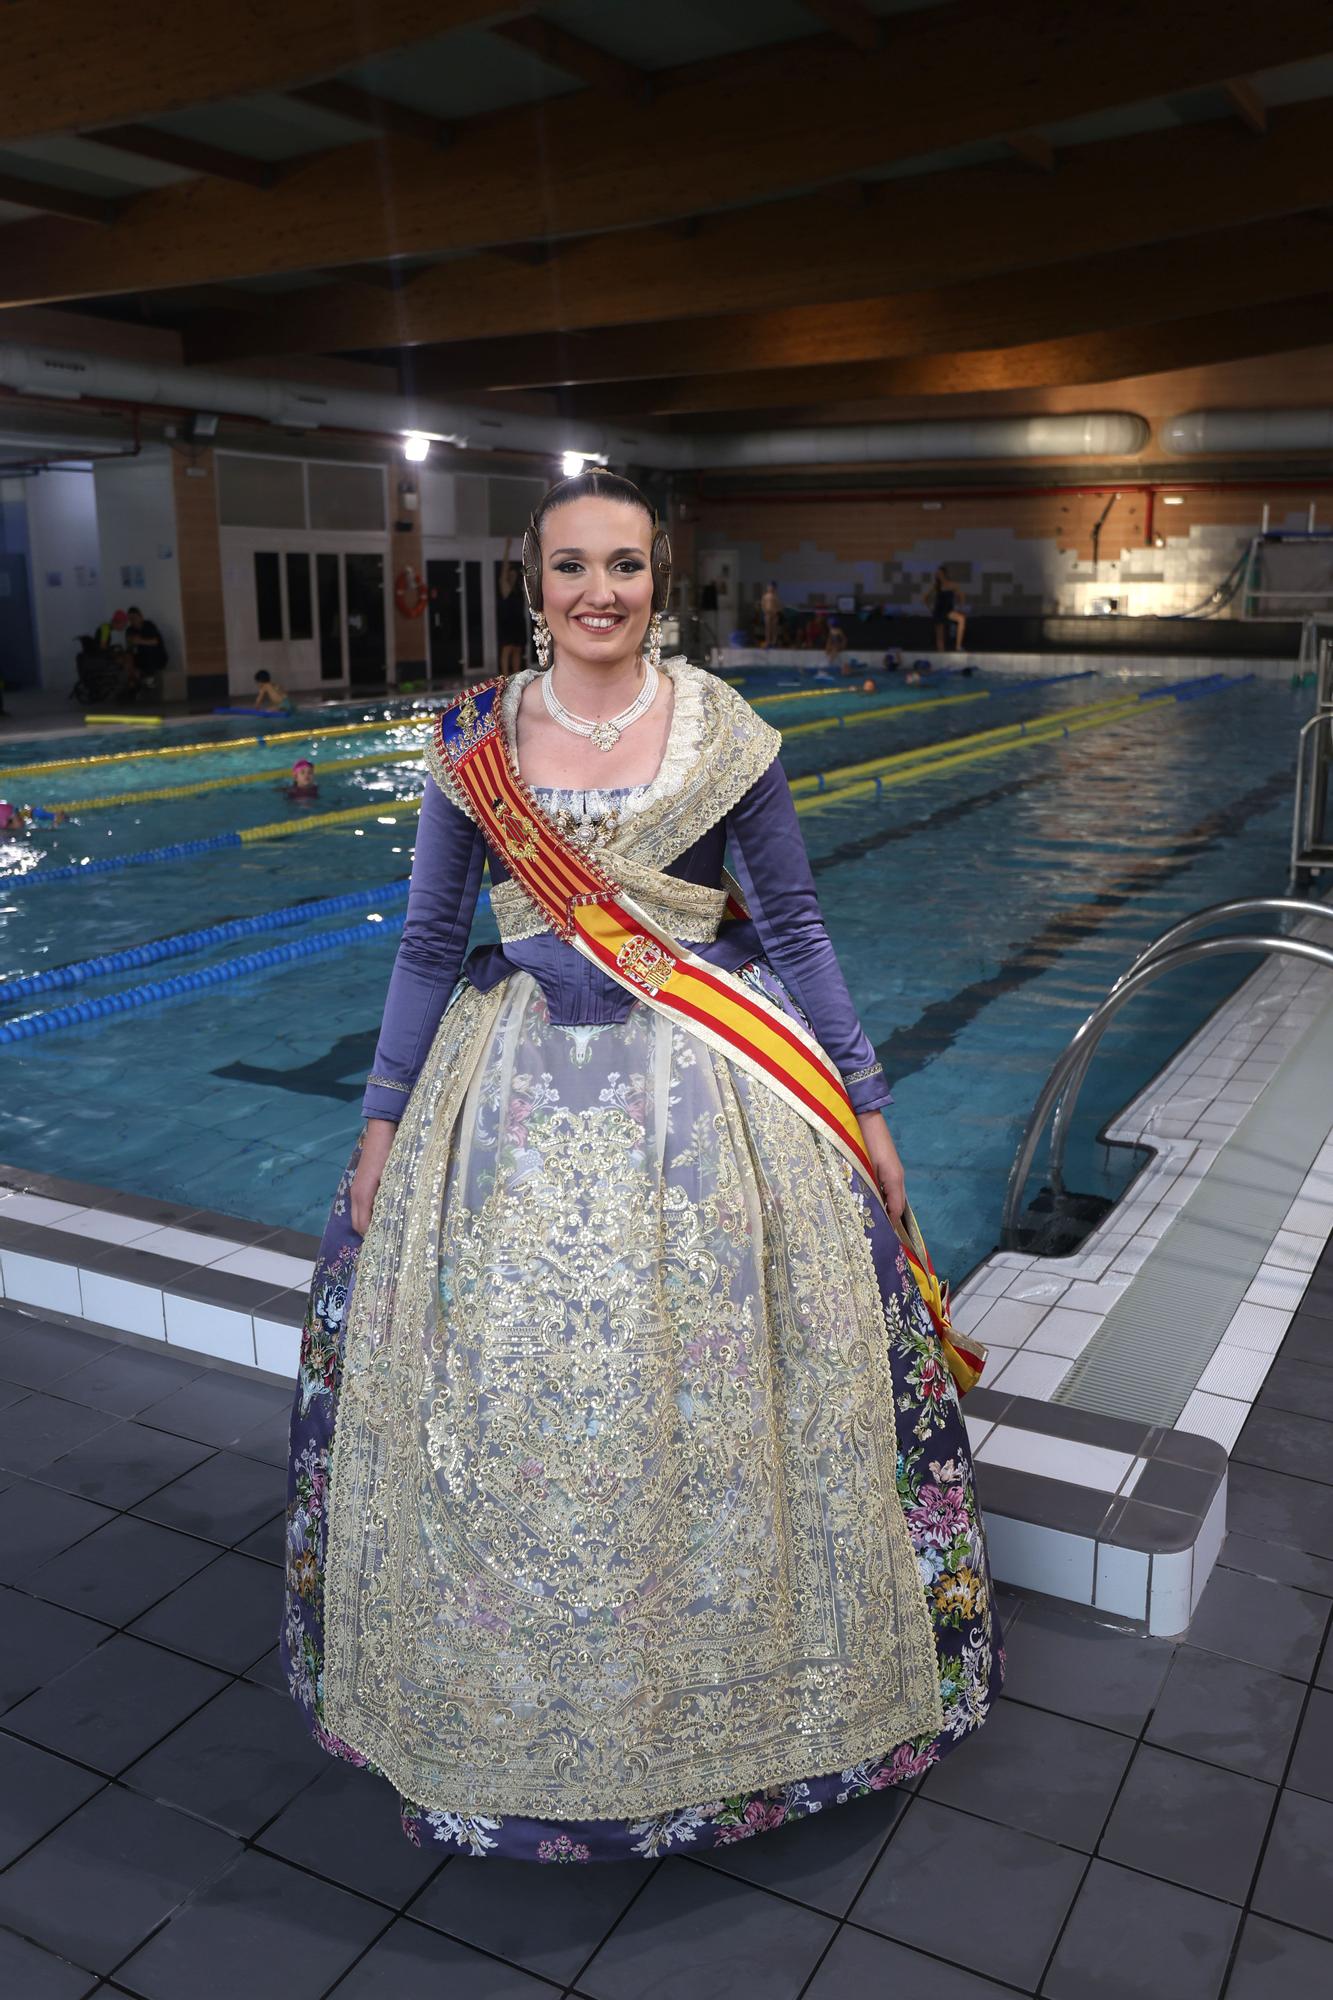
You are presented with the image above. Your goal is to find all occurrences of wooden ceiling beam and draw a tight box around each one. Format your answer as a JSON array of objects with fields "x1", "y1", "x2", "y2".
[
  {"x1": 1223, "y1": 75, "x2": 1268, "y2": 134},
  {"x1": 560, "y1": 294, "x2": 1333, "y2": 417},
  {"x1": 403, "y1": 213, "x2": 1333, "y2": 393},
  {"x1": 0, "y1": 3, "x2": 537, "y2": 144},
  {"x1": 4, "y1": 0, "x2": 1332, "y2": 309},
  {"x1": 177, "y1": 94, "x2": 1333, "y2": 365},
  {"x1": 285, "y1": 79, "x2": 453, "y2": 148},
  {"x1": 799, "y1": 0, "x2": 883, "y2": 51},
  {"x1": 490, "y1": 17, "x2": 650, "y2": 98},
  {"x1": 0, "y1": 172, "x2": 118, "y2": 225},
  {"x1": 86, "y1": 123, "x2": 276, "y2": 188}
]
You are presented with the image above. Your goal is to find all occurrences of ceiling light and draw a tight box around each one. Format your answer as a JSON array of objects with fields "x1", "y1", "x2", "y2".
[
  {"x1": 402, "y1": 433, "x2": 430, "y2": 463},
  {"x1": 1162, "y1": 494, "x2": 1185, "y2": 505},
  {"x1": 562, "y1": 450, "x2": 587, "y2": 478}
]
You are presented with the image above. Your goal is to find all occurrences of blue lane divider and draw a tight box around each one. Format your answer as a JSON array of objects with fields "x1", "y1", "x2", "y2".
[
  {"x1": 0, "y1": 878, "x2": 414, "y2": 1007},
  {"x1": 0, "y1": 912, "x2": 409, "y2": 1045},
  {"x1": 0, "y1": 830, "x2": 244, "y2": 890}
]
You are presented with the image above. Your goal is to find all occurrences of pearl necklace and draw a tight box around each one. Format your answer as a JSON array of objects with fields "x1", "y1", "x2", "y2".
[{"x1": 541, "y1": 658, "x2": 659, "y2": 752}]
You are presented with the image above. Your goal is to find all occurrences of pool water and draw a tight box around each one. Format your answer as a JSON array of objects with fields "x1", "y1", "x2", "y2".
[{"x1": 0, "y1": 672, "x2": 1304, "y2": 1281}]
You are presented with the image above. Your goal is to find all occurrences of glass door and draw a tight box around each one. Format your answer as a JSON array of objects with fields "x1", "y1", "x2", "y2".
[
  {"x1": 344, "y1": 553, "x2": 387, "y2": 685},
  {"x1": 427, "y1": 560, "x2": 462, "y2": 679},
  {"x1": 316, "y1": 554, "x2": 343, "y2": 681}
]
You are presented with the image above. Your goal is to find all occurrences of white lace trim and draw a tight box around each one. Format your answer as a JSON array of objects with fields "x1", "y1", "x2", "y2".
[{"x1": 499, "y1": 658, "x2": 703, "y2": 827}]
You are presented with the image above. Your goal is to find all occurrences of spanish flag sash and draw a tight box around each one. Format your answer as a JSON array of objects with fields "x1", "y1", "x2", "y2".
[{"x1": 436, "y1": 681, "x2": 984, "y2": 1394}]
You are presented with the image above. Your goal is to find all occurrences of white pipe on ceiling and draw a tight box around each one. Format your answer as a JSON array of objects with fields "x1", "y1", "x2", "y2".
[
  {"x1": 1163, "y1": 409, "x2": 1333, "y2": 456},
  {"x1": 0, "y1": 341, "x2": 1153, "y2": 468}
]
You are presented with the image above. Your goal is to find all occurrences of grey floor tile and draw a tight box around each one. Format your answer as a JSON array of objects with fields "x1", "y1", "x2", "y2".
[
  {"x1": 0, "y1": 1732, "x2": 105, "y2": 1870},
  {"x1": 26, "y1": 1514, "x2": 217, "y2": 1626},
  {"x1": 1227, "y1": 1913, "x2": 1333, "y2": 1997},
  {"x1": 804, "y1": 1926, "x2": 1020, "y2": 1999},
  {"x1": 1218, "y1": 1533, "x2": 1333, "y2": 1598},
  {"x1": 244, "y1": 1646, "x2": 287, "y2": 1694},
  {"x1": 53, "y1": 1346, "x2": 209, "y2": 1419},
  {"x1": 256, "y1": 1759, "x2": 443, "y2": 1910},
  {"x1": 1234, "y1": 1405, "x2": 1333, "y2": 1486},
  {"x1": 1286, "y1": 1686, "x2": 1333, "y2": 1805},
  {"x1": 121, "y1": 1680, "x2": 328, "y2": 1836},
  {"x1": 999, "y1": 1599, "x2": 1174, "y2": 1735},
  {"x1": 3, "y1": 1633, "x2": 226, "y2": 1776},
  {"x1": 696, "y1": 1783, "x2": 909, "y2": 1916},
  {"x1": 0, "y1": 1318, "x2": 110, "y2": 1391},
  {"x1": 921, "y1": 1696, "x2": 1132, "y2": 1850},
  {"x1": 1041, "y1": 1859, "x2": 1238, "y2": 1999},
  {"x1": 136, "y1": 1374, "x2": 294, "y2": 1449},
  {"x1": 128, "y1": 1551, "x2": 283, "y2": 1673},
  {"x1": 408, "y1": 1854, "x2": 649, "y2": 1987},
  {"x1": 0, "y1": 1784, "x2": 240, "y2": 1974},
  {"x1": 37, "y1": 1423, "x2": 213, "y2": 1512},
  {"x1": 1252, "y1": 1790, "x2": 1333, "y2": 1940},
  {"x1": 0, "y1": 1378, "x2": 28, "y2": 1412},
  {"x1": 131, "y1": 1449, "x2": 286, "y2": 1545},
  {"x1": 1320, "y1": 1640, "x2": 1333, "y2": 1693},
  {"x1": 0, "y1": 1927, "x2": 99, "y2": 2000},
  {"x1": 1187, "y1": 1566, "x2": 1329, "y2": 1680},
  {"x1": 0, "y1": 1394, "x2": 121, "y2": 1477},
  {"x1": 112, "y1": 1849, "x2": 387, "y2": 2000},
  {"x1": 1259, "y1": 1356, "x2": 1333, "y2": 1422},
  {"x1": 1097, "y1": 1744, "x2": 1273, "y2": 1904},
  {"x1": 0, "y1": 1479, "x2": 113, "y2": 1584},
  {"x1": 577, "y1": 1859, "x2": 833, "y2": 2000},
  {"x1": 328, "y1": 1917, "x2": 559, "y2": 1999},
  {"x1": 234, "y1": 1513, "x2": 285, "y2": 1565},
  {"x1": 1144, "y1": 1646, "x2": 1304, "y2": 1783},
  {"x1": 231, "y1": 1410, "x2": 294, "y2": 1470},
  {"x1": 850, "y1": 1800, "x2": 1084, "y2": 1990},
  {"x1": 0, "y1": 1588, "x2": 112, "y2": 1714},
  {"x1": 1225, "y1": 1462, "x2": 1333, "y2": 1561}
]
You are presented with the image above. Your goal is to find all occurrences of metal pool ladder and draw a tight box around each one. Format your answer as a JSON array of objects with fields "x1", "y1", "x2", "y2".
[
  {"x1": 1002, "y1": 896, "x2": 1333, "y2": 1248},
  {"x1": 1291, "y1": 636, "x2": 1333, "y2": 892}
]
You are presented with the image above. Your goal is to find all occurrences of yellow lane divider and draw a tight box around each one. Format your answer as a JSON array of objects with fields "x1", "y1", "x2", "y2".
[
  {"x1": 780, "y1": 691, "x2": 988, "y2": 738},
  {"x1": 239, "y1": 798, "x2": 423, "y2": 842},
  {"x1": 41, "y1": 746, "x2": 427, "y2": 814},
  {"x1": 792, "y1": 699, "x2": 1148, "y2": 814},
  {"x1": 0, "y1": 714, "x2": 431, "y2": 785}
]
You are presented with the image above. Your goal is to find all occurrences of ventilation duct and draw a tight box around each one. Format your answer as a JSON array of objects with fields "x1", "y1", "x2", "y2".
[
  {"x1": 0, "y1": 342, "x2": 1146, "y2": 471},
  {"x1": 1163, "y1": 409, "x2": 1333, "y2": 456}
]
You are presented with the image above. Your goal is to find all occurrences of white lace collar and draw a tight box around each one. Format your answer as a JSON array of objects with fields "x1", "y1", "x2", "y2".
[{"x1": 499, "y1": 657, "x2": 703, "y2": 825}]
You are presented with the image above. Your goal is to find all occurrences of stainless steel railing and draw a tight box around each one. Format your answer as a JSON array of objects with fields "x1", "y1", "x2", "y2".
[{"x1": 1001, "y1": 925, "x2": 1333, "y2": 1248}]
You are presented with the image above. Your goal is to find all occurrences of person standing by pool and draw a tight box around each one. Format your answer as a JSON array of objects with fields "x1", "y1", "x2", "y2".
[
  {"x1": 928, "y1": 567, "x2": 967, "y2": 651},
  {"x1": 281, "y1": 469, "x2": 1001, "y2": 1864},
  {"x1": 761, "y1": 578, "x2": 782, "y2": 648},
  {"x1": 496, "y1": 538, "x2": 528, "y2": 678}
]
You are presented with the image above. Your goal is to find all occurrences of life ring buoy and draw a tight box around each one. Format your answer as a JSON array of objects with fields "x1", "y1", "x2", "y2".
[{"x1": 395, "y1": 567, "x2": 427, "y2": 618}]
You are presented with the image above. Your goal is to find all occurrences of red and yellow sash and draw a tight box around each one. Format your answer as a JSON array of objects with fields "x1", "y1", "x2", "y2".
[{"x1": 435, "y1": 681, "x2": 984, "y2": 1394}]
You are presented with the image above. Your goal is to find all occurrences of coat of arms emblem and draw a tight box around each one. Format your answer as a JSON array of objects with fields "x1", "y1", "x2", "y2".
[{"x1": 614, "y1": 933, "x2": 676, "y2": 993}]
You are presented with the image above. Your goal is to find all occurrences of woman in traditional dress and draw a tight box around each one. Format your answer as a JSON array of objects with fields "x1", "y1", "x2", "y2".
[{"x1": 281, "y1": 470, "x2": 1002, "y2": 1863}]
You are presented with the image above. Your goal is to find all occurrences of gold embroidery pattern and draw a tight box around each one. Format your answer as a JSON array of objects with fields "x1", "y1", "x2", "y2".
[
  {"x1": 490, "y1": 870, "x2": 728, "y2": 947},
  {"x1": 490, "y1": 796, "x2": 541, "y2": 865},
  {"x1": 322, "y1": 978, "x2": 943, "y2": 1821}
]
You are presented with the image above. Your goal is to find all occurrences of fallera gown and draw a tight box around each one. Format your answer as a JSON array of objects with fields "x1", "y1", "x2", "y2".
[{"x1": 281, "y1": 658, "x2": 1003, "y2": 1861}]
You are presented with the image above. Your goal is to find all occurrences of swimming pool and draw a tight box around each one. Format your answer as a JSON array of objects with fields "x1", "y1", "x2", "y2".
[{"x1": 0, "y1": 670, "x2": 1303, "y2": 1281}]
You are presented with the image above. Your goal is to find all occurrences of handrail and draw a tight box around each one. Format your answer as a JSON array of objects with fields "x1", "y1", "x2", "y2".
[
  {"x1": 1001, "y1": 934, "x2": 1333, "y2": 1247},
  {"x1": 1048, "y1": 899, "x2": 1333, "y2": 1194}
]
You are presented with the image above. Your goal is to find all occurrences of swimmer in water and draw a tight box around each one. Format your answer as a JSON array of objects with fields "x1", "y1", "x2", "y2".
[{"x1": 286, "y1": 758, "x2": 319, "y2": 802}]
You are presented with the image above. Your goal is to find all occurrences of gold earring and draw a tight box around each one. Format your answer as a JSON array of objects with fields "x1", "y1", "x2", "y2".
[
  {"x1": 532, "y1": 609, "x2": 552, "y2": 669},
  {"x1": 644, "y1": 611, "x2": 662, "y2": 671}
]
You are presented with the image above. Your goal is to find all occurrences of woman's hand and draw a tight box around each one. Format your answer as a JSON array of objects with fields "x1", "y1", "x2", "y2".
[
  {"x1": 858, "y1": 1112, "x2": 907, "y2": 1225},
  {"x1": 350, "y1": 1118, "x2": 397, "y2": 1238}
]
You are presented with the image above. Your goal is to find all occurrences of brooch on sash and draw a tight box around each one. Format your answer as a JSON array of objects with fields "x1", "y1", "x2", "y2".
[
  {"x1": 491, "y1": 796, "x2": 541, "y2": 864},
  {"x1": 614, "y1": 933, "x2": 676, "y2": 993}
]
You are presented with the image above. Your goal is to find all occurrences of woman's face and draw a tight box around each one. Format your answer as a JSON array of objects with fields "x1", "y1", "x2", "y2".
[{"x1": 539, "y1": 496, "x2": 654, "y2": 673}]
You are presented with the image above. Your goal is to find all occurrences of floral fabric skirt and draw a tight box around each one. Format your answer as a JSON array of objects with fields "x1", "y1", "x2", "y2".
[{"x1": 281, "y1": 964, "x2": 1004, "y2": 1861}]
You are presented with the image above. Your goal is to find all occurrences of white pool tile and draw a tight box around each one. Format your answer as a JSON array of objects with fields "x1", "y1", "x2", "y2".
[
  {"x1": 976, "y1": 1425, "x2": 1136, "y2": 1492},
  {"x1": 1027, "y1": 1306, "x2": 1103, "y2": 1360},
  {"x1": 1266, "y1": 1230, "x2": 1324, "y2": 1274},
  {"x1": 1196, "y1": 1345, "x2": 1274, "y2": 1401},
  {"x1": 1190, "y1": 1482, "x2": 1229, "y2": 1615},
  {"x1": 0, "y1": 1192, "x2": 86, "y2": 1227},
  {"x1": 982, "y1": 1515, "x2": 1094, "y2": 1605},
  {"x1": 210, "y1": 1246, "x2": 315, "y2": 1290},
  {"x1": 1121, "y1": 1457, "x2": 1148, "y2": 1495},
  {"x1": 128, "y1": 1227, "x2": 238, "y2": 1267},
  {"x1": 974, "y1": 1342, "x2": 1015, "y2": 1386},
  {"x1": 1177, "y1": 1389, "x2": 1250, "y2": 1453},
  {"x1": 1109, "y1": 1239, "x2": 1157, "y2": 1277},
  {"x1": 989, "y1": 1349, "x2": 1071, "y2": 1400},
  {"x1": 79, "y1": 1269, "x2": 166, "y2": 1341},
  {"x1": 1061, "y1": 1278, "x2": 1129, "y2": 1316},
  {"x1": 1149, "y1": 1546, "x2": 1195, "y2": 1638},
  {"x1": 163, "y1": 1294, "x2": 255, "y2": 1367},
  {"x1": 963, "y1": 1413, "x2": 994, "y2": 1455},
  {"x1": 1284, "y1": 1196, "x2": 1333, "y2": 1241},
  {"x1": 950, "y1": 1292, "x2": 996, "y2": 1338},
  {"x1": 253, "y1": 1315, "x2": 301, "y2": 1379},
  {"x1": 1095, "y1": 1542, "x2": 1149, "y2": 1622},
  {"x1": 1245, "y1": 1265, "x2": 1309, "y2": 1313},
  {"x1": 0, "y1": 1250, "x2": 82, "y2": 1317},
  {"x1": 1221, "y1": 1300, "x2": 1292, "y2": 1356},
  {"x1": 1004, "y1": 1271, "x2": 1070, "y2": 1306},
  {"x1": 968, "y1": 1298, "x2": 1050, "y2": 1347},
  {"x1": 47, "y1": 1208, "x2": 161, "y2": 1248}
]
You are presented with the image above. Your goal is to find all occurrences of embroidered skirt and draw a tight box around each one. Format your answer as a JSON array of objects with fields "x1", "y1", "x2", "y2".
[{"x1": 281, "y1": 965, "x2": 1004, "y2": 1861}]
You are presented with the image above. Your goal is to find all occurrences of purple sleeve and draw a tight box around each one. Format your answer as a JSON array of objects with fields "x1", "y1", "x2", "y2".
[
  {"x1": 724, "y1": 757, "x2": 892, "y2": 1115},
  {"x1": 362, "y1": 778, "x2": 486, "y2": 1123}
]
